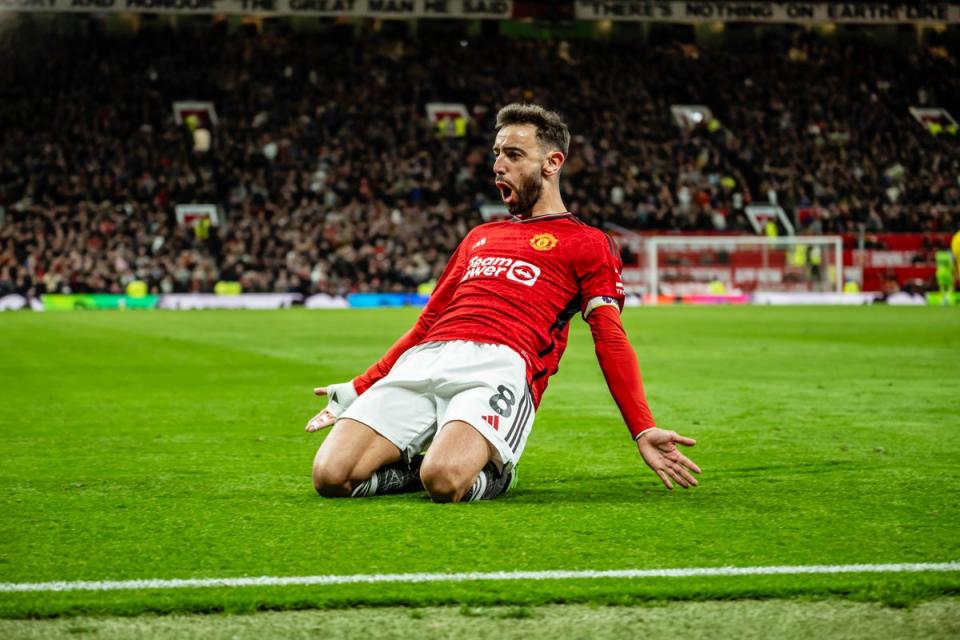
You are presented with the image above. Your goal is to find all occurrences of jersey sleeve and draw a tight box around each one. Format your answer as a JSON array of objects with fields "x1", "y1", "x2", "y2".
[
  {"x1": 577, "y1": 231, "x2": 625, "y2": 319},
  {"x1": 353, "y1": 234, "x2": 470, "y2": 394},
  {"x1": 587, "y1": 305, "x2": 656, "y2": 438}
]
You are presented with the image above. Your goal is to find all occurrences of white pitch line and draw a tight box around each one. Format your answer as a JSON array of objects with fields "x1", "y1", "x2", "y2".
[{"x1": 1, "y1": 562, "x2": 958, "y2": 594}]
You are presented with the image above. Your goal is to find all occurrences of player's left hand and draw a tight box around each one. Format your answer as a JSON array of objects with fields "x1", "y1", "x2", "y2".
[
  {"x1": 304, "y1": 403, "x2": 337, "y2": 432},
  {"x1": 305, "y1": 380, "x2": 358, "y2": 433},
  {"x1": 635, "y1": 427, "x2": 701, "y2": 490}
]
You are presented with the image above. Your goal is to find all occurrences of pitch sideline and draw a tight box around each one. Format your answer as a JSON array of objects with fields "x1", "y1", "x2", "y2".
[{"x1": 1, "y1": 562, "x2": 958, "y2": 593}]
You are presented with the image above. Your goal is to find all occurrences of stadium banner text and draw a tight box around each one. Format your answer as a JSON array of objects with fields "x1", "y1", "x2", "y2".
[
  {"x1": 575, "y1": 2, "x2": 960, "y2": 24},
  {"x1": 0, "y1": 0, "x2": 512, "y2": 18}
]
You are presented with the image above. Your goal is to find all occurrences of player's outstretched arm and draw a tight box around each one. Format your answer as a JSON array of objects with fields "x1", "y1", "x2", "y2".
[
  {"x1": 305, "y1": 237, "x2": 471, "y2": 434},
  {"x1": 305, "y1": 381, "x2": 358, "y2": 432},
  {"x1": 304, "y1": 300, "x2": 441, "y2": 434},
  {"x1": 635, "y1": 428, "x2": 700, "y2": 490},
  {"x1": 586, "y1": 305, "x2": 702, "y2": 490}
]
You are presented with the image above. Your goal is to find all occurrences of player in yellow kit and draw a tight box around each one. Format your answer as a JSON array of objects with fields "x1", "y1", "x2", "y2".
[{"x1": 935, "y1": 231, "x2": 959, "y2": 305}]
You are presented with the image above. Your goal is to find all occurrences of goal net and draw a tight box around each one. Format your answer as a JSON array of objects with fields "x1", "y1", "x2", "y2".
[{"x1": 626, "y1": 235, "x2": 843, "y2": 303}]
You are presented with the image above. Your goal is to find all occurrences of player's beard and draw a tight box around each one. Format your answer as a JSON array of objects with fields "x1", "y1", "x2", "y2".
[{"x1": 506, "y1": 171, "x2": 544, "y2": 218}]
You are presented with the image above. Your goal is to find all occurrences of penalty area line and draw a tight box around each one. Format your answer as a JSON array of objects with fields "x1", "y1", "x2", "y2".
[{"x1": 1, "y1": 562, "x2": 958, "y2": 594}]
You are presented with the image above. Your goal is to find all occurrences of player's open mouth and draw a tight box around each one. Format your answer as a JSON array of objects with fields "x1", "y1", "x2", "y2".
[{"x1": 496, "y1": 181, "x2": 516, "y2": 204}]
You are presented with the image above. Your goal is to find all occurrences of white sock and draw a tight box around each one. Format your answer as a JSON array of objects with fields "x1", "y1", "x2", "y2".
[
  {"x1": 462, "y1": 470, "x2": 489, "y2": 502},
  {"x1": 350, "y1": 474, "x2": 379, "y2": 498}
]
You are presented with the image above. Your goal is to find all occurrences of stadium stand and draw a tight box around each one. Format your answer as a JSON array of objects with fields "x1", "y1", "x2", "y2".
[{"x1": 0, "y1": 19, "x2": 957, "y2": 296}]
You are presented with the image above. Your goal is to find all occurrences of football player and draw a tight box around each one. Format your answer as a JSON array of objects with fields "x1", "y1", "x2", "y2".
[{"x1": 306, "y1": 104, "x2": 700, "y2": 502}]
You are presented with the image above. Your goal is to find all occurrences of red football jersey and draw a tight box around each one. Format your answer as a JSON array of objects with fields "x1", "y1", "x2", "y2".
[{"x1": 418, "y1": 213, "x2": 625, "y2": 406}]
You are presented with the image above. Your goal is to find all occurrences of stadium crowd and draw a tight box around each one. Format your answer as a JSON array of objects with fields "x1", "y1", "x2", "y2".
[{"x1": 0, "y1": 21, "x2": 958, "y2": 296}]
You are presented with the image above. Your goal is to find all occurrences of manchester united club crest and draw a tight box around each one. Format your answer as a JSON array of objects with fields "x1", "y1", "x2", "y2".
[{"x1": 530, "y1": 233, "x2": 558, "y2": 251}]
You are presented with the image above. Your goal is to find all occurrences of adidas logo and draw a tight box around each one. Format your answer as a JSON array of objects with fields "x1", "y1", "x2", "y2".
[
  {"x1": 482, "y1": 415, "x2": 500, "y2": 430},
  {"x1": 472, "y1": 237, "x2": 487, "y2": 249}
]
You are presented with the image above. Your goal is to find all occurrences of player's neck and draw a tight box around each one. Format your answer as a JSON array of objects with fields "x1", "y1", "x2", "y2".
[{"x1": 528, "y1": 192, "x2": 567, "y2": 218}]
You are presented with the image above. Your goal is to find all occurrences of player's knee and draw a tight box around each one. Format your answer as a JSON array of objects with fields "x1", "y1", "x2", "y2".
[
  {"x1": 312, "y1": 459, "x2": 352, "y2": 497},
  {"x1": 420, "y1": 460, "x2": 468, "y2": 503}
]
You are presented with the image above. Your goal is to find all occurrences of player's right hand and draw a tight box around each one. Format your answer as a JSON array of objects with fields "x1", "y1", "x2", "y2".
[
  {"x1": 635, "y1": 427, "x2": 701, "y2": 490},
  {"x1": 305, "y1": 380, "x2": 358, "y2": 432}
]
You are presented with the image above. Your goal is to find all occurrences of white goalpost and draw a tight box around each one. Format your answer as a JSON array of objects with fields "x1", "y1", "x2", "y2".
[{"x1": 641, "y1": 235, "x2": 844, "y2": 304}]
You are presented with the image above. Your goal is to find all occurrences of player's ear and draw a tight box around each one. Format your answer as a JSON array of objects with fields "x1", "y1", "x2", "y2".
[{"x1": 542, "y1": 150, "x2": 565, "y2": 178}]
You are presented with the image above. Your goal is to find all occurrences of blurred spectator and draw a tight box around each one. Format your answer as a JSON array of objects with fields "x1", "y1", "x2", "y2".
[{"x1": 1, "y1": 23, "x2": 957, "y2": 296}]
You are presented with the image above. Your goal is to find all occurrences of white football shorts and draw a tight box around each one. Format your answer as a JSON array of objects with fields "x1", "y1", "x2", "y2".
[{"x1": 340, "y1": 340, "x2": 535, "y2": 471}]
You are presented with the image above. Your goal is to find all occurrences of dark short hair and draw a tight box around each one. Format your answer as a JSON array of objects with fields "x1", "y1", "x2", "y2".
[{"x1": 495, "y1": 103, "x2": 570, "y2": 157}]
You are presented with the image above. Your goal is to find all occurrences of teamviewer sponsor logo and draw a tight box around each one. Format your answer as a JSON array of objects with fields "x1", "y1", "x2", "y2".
[
  {"x1": 506, "y1": 261, "x2": 541, "y2": 286},
  {"x1": 461, "y1": 256, "x2": 541, "y2": 287}
]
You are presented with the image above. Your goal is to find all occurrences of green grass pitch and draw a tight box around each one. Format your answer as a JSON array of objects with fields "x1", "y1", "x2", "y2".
[{"x1": 0, "y1": 306, "x2": 958, "y2": 620}]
